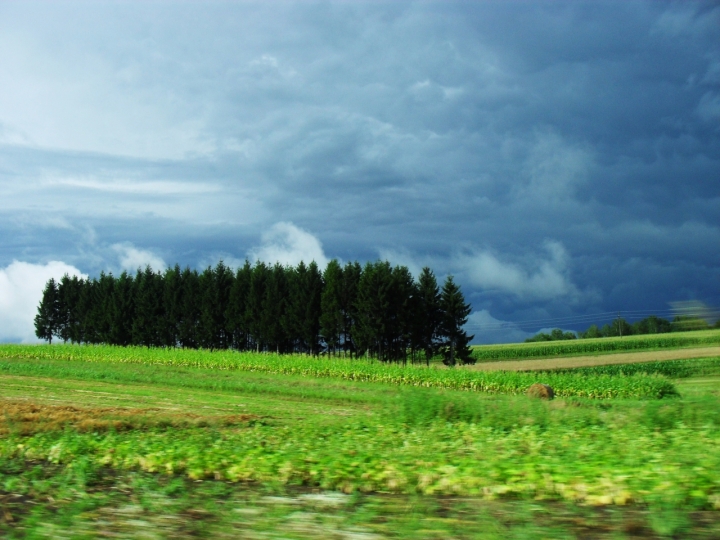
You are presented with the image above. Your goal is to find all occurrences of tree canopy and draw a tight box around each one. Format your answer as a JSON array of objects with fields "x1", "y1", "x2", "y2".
[{"x1": 35, "y1": 260, "x2": 475, "y2": 364}]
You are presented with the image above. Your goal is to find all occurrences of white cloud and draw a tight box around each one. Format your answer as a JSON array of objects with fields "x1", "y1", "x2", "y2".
[
  {"x1": 112, "y1": 243, "x2": 167, "y2": 273},
  {"x1": 464, "y1": 310, "x2": 534, "y2": 345},
  {"x1": 0, "y1": 260, "x2": 86, "y2": 343},
  {"x1": 51, "y1": 178, "x2": 221, "y2": 196},
  {"x1": 455, "y1": 241, "x2": 581, "y2": 301},
  {"x1": 377, "y1": 240, "x2": 584, "y2": 302},
  {"x1": 250, "y1": 54, "x2": 279, "y2": 68},
  {"x1": 248, "y1": 222, "x2": 329, "y2": 268},
  {"x1": 377, "y1": 248, "x2": 425, "y2": 278},
  {"x1": 408, "y1": 79, "x2": 464, "y2": 102},
  {"x1": 196, "y1": 253, "x2": 249, "y2": 273}
]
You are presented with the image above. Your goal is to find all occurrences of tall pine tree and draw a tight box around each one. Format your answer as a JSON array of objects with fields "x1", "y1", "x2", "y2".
[
  {"x1": 415, "y1": 267, "x2": 442, "y2": 366},
  {"x1": 389, "y1": 265, "x2": 415, "y2": 363},
  {"x1": 198, "y1": 261, "x2": 234, "y2": 349},
  {"x1": 57, "y1": 275, "x2": 82, "y2": 343},
  {"x1": 354, "y1": 261, "x2": 392, "y2": 361},
  {"x1": 109, "y1": 271, "x2": 134, "y2": 346},
  {"x1": 340, "y1": 261, "x2": 361, "y2": 357},
  {"x1": 35, "y1": 278, "x2": 60, "y2": 343},
  {"x1": 162, "y1": 265, "x2": 183, "y2": 347},
  {"x1": 131, "y1": 266, "x2": 164, "y2": 347},
  {"x1": 439, "y1": 275, "x2": 474, "y2": 366},
  {"x1": 226, "y1": 261, "x2": 252, "y2": 351},
  {"x1": 262, "y1": 263, "x2": 288, "y2": 353},
  {"x1": 320, "y1": 259, "x2": 344, "y2": 355},
  {"x1": 178, "y1": 267, "x2": 200, "y2": 348},
  {"x1": 247, "y1": 262, "x2": 269, "y2": 351}
]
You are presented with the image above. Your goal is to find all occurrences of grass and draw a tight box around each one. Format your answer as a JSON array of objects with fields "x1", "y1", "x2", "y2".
[
  {"x1": 0, "y1": 344, "x2": 719, "y2": 537},
  {"x1": 472, "y1": 328, "x2": 720, "y2": 360}
]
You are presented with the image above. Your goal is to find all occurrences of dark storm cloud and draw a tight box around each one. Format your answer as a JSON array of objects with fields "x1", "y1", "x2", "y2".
[{"x1": 0, "y1": 0, "x2": 718, "y2": 342}]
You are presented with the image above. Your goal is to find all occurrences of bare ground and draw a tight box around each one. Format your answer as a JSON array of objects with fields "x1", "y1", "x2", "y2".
[{"x1": 467, "y1": 346, "x2": 720, "y2": 372}]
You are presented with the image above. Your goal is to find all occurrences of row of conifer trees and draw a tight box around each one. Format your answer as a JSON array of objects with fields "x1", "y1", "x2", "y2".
[{"x1": 34, "y1": 260, "x2": 475, "y2": 365}]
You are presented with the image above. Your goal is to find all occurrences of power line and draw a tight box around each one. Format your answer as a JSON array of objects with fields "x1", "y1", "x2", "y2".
[{"x1": 465, "y1": 311, "x2": 634, "y2": 329}]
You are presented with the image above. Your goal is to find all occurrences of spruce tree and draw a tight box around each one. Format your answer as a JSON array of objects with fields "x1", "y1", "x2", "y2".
[
  {"x1": 109, "y1": 271, "x2": 134, "y2": 346},
  {"x1": 262, "y1": 263, "x2": 288, "y2": 353},
  {"x1": 320, "y1": 259, "x2": 343, "y2": 355},
  {"x1": 389, "y1": 265, "x2": 415, "y2": 363},
  {"x1": 226, "y1": 261, "x2": 252, "y2": 350},
  {"x1": 56, "y1": 275, "x2": 71, "y2": 343},
  {"x1": 304, "y1": 261, "x2": 323, "y2": 355},
  {"x1": 162, "y1": 265, "x2": 182, "y2": 347},
  {"x1": 283, "y1": 261, "x2": 323, "y2": 354},
  {"x1": 415, "y1": 267, "x2": 442, "y2": 366},
  {"x1": 58, "y1": 275, "x2": 82, "y2": 343},
  {"x1": 214, "y1": 261, "x2": 235, "y2": 348},
  {"x1": 247, "y1": 261, "x2": 269, "y2": 351},
  {"x1": 340, "y1": 261, "x2": 361, "y2": 357},
  {"x1": 132, "y1": 266, "x2": 164, "y2": 347},
  {"x1": 178, "y1": 267, "x2": 200, "y2": 348},
  {"x1": 354, "y1": 261, "x2": 392, "y2": 361},
  {"x1": 283, "y1": 262, "x2": 303, "y2": 352},
  {"x1": 197, "y1": 261, "x2": 234, "y2": 350},
  {"x1": 78, "y1": 277, "x2": 98, "y2": 344},
  {"x1": 35, "y1": 278, "x2": 60, "y2": 343},
  {"x1": 439, "y1": 276, "x2": 474, "y2": 366},
  {"x1": 197, "y1": 266, "x2": 215, "y2": 349},
  {"x1": 94, "y1": 272, "x2": 115, "y2": 344}
]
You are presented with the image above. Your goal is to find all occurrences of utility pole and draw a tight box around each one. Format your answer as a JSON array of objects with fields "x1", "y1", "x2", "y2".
[{"x1": 618, "y1": 311, "x2": 622, "y2": 338}]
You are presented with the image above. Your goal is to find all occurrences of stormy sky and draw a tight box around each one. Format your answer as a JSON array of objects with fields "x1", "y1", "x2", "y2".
[{"x1": 1, "y1": 1, "x2": 718, "y2": 343}]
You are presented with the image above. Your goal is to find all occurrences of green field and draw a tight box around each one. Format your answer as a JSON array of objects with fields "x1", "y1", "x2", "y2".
[
  {"x1": 472, "y1": 328, "x2": 720, "y2": 361},
  {"x1": 1, "y1": 345, "x2": 719, "y2": 538},
  {"x1": 539, "y1": 356, "x2": 720, "y2": 379},
  {"x1": 0, "y1": 344, "x2": 679, "y2": 399}
]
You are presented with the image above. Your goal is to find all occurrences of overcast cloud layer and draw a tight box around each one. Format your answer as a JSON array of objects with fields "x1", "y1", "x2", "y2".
[{"x1": 1, "y1": 1, "x2": 718, "y2": 343}]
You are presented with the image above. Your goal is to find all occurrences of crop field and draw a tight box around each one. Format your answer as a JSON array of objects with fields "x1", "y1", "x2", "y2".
[
  {"x1": 0, "y1": 344, "x2": 678, "y2": 399},
  {"x1": 469, "y1": 346, "x2": 720, "y2": 372},
  {"x1": 471, "y1": 329, "x2": 720, "y2": 361},
  {"x1": 1, "y1": 345, "x2": 720, "y2": 538},
  {"x1": 537, "y1": 356, "x2": 720, "y2": 379}
]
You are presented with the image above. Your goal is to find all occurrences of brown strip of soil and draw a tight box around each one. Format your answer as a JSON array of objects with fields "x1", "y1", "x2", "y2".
[{"x1": 466, "y1": 346, "x2": 720, "y2": 372}]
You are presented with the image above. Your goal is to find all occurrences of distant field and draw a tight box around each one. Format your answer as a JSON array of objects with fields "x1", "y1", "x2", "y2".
[
  {"x1": 1, "y1": 344, "x2": 720, "y2": 537},
  {"x1": 472, "y1": 328, "x2": 720, "y2": 361},
  {"x1": 469, "y1": 346, "x2": 720, "y2": 371}
]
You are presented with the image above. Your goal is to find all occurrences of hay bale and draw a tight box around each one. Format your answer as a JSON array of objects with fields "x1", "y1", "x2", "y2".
[{"x1": 526, "y1": 383, "x2": 555, "y2": 400}]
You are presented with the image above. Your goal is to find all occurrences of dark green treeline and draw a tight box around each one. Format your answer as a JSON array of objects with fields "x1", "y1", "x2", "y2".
[{"x1": 35, "y1": 260, "x2": 475, "y2": 365}]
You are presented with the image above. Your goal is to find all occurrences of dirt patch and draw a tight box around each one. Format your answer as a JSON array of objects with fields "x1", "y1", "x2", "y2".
[
  {"x1": 0, "y1": 400, "x2": 260, "y2": 435},
  {"x1": 467, "y1": 346, "x2": 720, "y2": 372}
]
